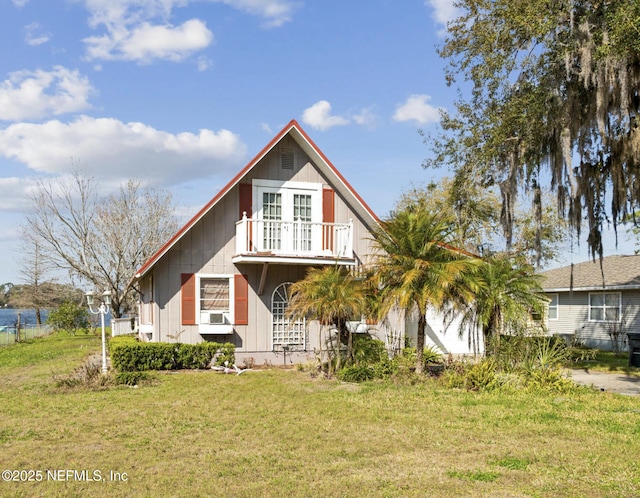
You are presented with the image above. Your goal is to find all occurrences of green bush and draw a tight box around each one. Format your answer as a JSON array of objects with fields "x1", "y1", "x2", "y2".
[
  {"x1": 47, "y1": 300, "x2": 90, "y2": 335},
  {"x1": 215, "y1": 342, "x2": 236, "y2": 367},
  {"x1": 115, "y1": 371, "x2": 154, "y2": 386},
  {"x1": 352, "y1": 335, "x2": 387, "y2": 364},
  {"x1": 440, "y1": 335, "x2": 580, "y2": 393},
  {"x1": 111, "y1": 341, "x2": 235, "y2": 372},
  {"x1": 337, "y1": 364, "x2": 376, "y2": 382},
  {"x1": 398, "y1": 345, "x2": 443, "y2": 370},
  {"x1": 332, "y1": 335, "x2": 398, "y2": 382},
  {"x1": 524, "y1": 366, "x2": 577, "y2": 393},
  {"x1": 464, "y1": 358, "x2": 499, "y2": 391},
  {"x1": 493, "y1": 335, "x2": 569, "y2": 372}
]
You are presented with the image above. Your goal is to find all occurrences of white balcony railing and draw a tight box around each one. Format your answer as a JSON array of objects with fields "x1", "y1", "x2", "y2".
[{"x1": 235, "y1": 214, "x2": 353, "y2": 259}]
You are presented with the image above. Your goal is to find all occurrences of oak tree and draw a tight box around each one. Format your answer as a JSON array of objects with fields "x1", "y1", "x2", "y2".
[{"x1": 426, "y1": 0, "x2": 640, "y2": 259}]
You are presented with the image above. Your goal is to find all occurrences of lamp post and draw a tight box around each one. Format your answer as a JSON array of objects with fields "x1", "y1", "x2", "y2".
[{"x1": 86, "y1": 290, "x2": 112, "y2": 374}]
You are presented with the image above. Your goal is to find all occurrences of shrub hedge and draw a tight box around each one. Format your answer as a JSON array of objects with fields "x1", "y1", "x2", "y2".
[{"x1": 110, "y1": 341, "x2": 235, "y2": 372}]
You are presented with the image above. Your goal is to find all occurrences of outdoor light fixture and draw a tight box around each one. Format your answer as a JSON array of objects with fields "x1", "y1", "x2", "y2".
[{"x1": 86, "y1": 290, "x2": 112, "y2": 374}]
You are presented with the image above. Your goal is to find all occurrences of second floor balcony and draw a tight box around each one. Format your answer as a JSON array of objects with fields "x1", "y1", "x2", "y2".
[{"x1": 233, "y1": 214, "x2": 354, "y2": 265}]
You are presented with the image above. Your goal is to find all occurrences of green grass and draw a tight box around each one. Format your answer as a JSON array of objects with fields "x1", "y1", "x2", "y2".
[
  {"x1": 0, "y1": 331, "x2": 14, "y2": 346},
  {"x1": 1, "y1": 333, "x2": 640, "y2": 497},
  {"x1": 569, "y1": 348, "x2": 640, "y2": 376}
]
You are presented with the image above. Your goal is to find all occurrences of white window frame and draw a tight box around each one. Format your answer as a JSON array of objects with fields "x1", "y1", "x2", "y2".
[
  {"x1": 253, "y1": 180, "x2": 322, "y2": 221},
  {"x1": 588, "y1": 292, "x2": 621, "y2": 323},
  {"x1": 197, "y1": 274, "x2": 235, "y2": 333},
  {"x1": 271, "y1": 282, "x2": 306, "y2": 350},
  {"x1": 548, "y1": 294, "x2": 559, "y2": 321},
  {"x1": 253, "y1": 179, "x2": 323, "y2": 254}
]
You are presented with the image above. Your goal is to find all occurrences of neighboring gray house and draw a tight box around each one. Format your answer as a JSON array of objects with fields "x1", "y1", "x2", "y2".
[{"x1": 540, "y1": 254, "x2": 640, "y2": 351}]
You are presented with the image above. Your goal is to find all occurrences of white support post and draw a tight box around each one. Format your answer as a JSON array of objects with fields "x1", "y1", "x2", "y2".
[
  {"x1": 347, "y1": 219, "x2": 353, "y2": 258},
  {"x1": 236, "y1": 211, "x2": 248, "y2": 254}
]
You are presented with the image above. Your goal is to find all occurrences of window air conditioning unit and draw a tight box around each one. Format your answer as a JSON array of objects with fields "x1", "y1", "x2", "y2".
[{"x1": 209, "y1": 312, "x2": 226, "y2": 325}]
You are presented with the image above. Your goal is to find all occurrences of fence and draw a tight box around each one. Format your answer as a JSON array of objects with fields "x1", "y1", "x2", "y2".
[
  {"x1": 111, "y1": 317, "x2": 135, "y2": 337},
  {"x1": 0, "y1": 324, "x2": 52, "y2": 346}
]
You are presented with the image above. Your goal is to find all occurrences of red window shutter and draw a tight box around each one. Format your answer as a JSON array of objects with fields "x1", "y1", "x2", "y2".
[
  {"x1": 239, "y1": 183, "x2": 252, "y2": 220},
  {"x1": 322, "y1": 187, "x2": 335, "y2": 251},
  {"x1": 234, "y1": 273, "x2": 249, "y2": 325},
  {"x1": 322, "y1": 187, "x2": 335, "y2": 222},
  {"x1": 181, "y1": 273, "x2": 196, "y2": 325}
]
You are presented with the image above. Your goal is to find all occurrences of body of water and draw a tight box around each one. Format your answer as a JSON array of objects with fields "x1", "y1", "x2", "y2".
[{"x1": 0, "y1": 308, "x2": 48, "y2": 327}]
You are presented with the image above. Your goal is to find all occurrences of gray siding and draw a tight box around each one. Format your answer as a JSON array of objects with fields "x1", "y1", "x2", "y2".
[
  {"x1": 142, "y1": 137, "x2": 388, "y2": 362},
  {"x1": 546, "y1": 290, "x2": 640, "y2": 350}
]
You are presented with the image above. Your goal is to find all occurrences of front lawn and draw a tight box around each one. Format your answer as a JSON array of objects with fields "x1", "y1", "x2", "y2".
[
  {"x1": 1, "y1": 333, "x2": 639, "y2": 497},
  {"x1": 569, "y1": 347, "x2": 640, "y2": 376}
]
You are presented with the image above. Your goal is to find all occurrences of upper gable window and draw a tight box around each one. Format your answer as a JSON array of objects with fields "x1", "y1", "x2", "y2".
[{"x1": 280, "y1": 148, "x2": 294, "y2": 170}]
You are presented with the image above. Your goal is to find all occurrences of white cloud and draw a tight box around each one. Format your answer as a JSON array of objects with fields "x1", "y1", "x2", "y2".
[
  {"x1": 393, "y1": 94, "x2": 442, "y2": 125},
  {"x1": 24, "y1": 22, "x2": 52, "y2": 46},
  {"x1": 84, "y1": 19, "x2": 213, "y2": 63},
  {"x1": 81, "y1": 0, "x2": 176, "y2": 28},
  {"x1": 0, "y1": 116, "x2": 248, "y2": 185},
  {"x1": 83, "y1": 0, "x2": 294, "y2": 29},
  {"x1": 196, "y1": 55, "x2": 213, "y2": 71},
  {"x1": 78, "y1": 0, "x2": 295, "y2": 62},
  {"x1": 425, "y1": 0, "x2": 460, "y2": 27},
  {"x1": 0, "y1": 177, "x2": 34, "y2": 212},
  {"x1": 260, "y1": 122, "x2": 273, "y2": 134},
  {"x1": 220, "y1": 0, "x2": 296, "y2": 27},
  {"x1": 352, "y1": 107, "x2": 377, "y2": 127},
  {"x1": 12, "y1": 0, "x2": 30, "y2": 7},
  {"x1": 0, "y1": 67, "x2": 94, "y2": 122},
  {"x1": 302, "y1": 101, "x2": 350, "y2": 132}
]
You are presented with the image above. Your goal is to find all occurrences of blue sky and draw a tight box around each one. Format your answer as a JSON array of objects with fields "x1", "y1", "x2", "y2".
[{"x1": 0, "y1": 0, "x2": 635, "y2": 285}]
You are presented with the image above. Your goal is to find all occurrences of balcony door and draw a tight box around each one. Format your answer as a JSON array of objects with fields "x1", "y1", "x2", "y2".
[{"x1": 255, "y1": 181, "x2": 321, "y2": 254}]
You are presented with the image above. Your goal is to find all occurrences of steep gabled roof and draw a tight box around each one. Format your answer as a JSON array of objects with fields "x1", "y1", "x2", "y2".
[
  {"x1": 540, "y1": 254, "x2": 640, "y2": 291},
  {"x1": 135, "y1": 120, "x2": 380, "y2": 279}
]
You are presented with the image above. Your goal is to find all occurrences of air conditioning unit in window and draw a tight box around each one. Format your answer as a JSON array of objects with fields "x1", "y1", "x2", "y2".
[{"x1": 208, "y1": 311, "x2": 227, "y2": 325}]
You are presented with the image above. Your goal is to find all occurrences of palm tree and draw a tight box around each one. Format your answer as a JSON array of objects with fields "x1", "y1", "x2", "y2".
[
  {"x1": 287, "y1": 265, "x2": 367, "y2": 373},
  {"x1": 458, "y1": 253, "x2": 548, "y2": 356},
  {"x1": 371, "y1": 206, "x2": 481, "y2": 374}
]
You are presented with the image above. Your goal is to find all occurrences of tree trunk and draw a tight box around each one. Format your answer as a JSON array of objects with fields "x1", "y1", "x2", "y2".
[{"x1": 416, "y1": 312, "x2": 426, "y2": 375}]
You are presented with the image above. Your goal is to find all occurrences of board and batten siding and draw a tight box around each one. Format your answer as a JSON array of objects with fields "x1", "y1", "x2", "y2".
[{"x1": 140, "y1": 138, "x2": 383, "y2": 354}]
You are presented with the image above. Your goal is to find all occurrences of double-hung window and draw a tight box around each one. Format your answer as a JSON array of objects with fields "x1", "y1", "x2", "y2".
[
  {"x1": 181, "y1": 273, "x2": 248, "y2": 332},
  {"x1": 200, "y1": 278, "x2": 230, "y2": 325},
  {"x1": 588, "y1": 292, "x2": 621, "y2": 322}
]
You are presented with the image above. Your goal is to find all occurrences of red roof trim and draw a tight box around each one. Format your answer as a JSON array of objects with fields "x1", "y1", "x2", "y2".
[{"x1": 135, "y1": 119, "x2": 380, "y2": 278}]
